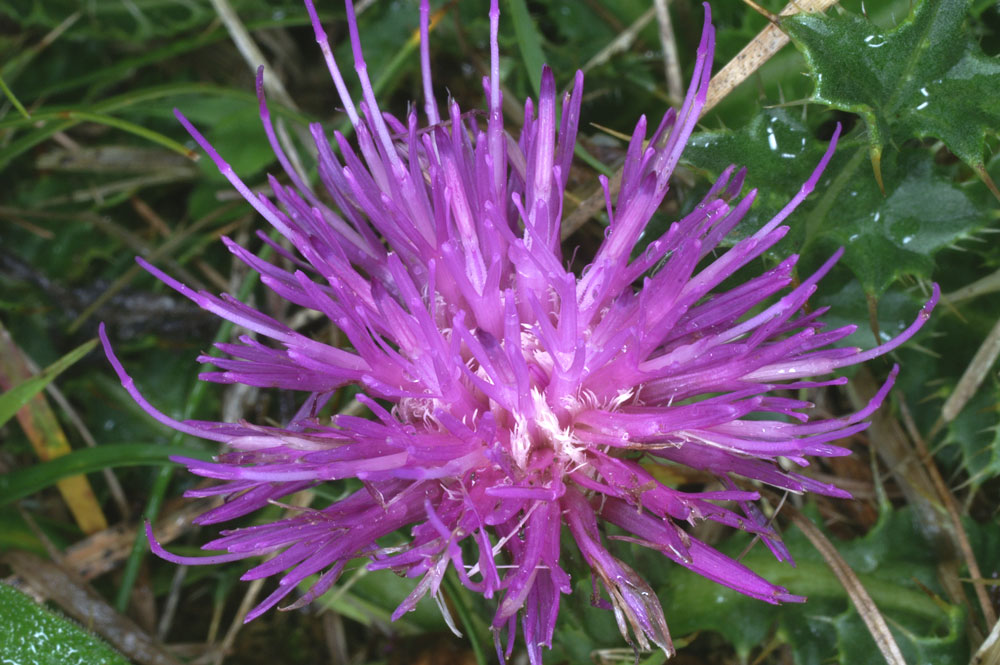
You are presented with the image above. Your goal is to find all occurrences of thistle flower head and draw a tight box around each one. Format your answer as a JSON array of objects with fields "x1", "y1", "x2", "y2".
[{"x1": 101, "y1": 1, "x2": 937, "y2": 661}]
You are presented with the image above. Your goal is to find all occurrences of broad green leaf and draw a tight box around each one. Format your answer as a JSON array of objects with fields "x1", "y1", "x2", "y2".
[
  {"x1": 784, "y1": 0, "x2": 1000, "y2": 190},
  {"x1": 660, "y1": 507, "x2": 967, "y2": 664},
  {"x1": 0, "y1": 583, "x2": 130, "y2": 665},
  {"x1": 684, "y1": 109, "x2": 989, "y2": 294},
  {"x1": 0, "y1": 337, "x2": 96, "y2": 429},
  {"x1": 818, "y1": 148, "x2": 985, "y2": 294},
  {"x1": 683, "y1": 109, "x2": 834, "y2": 246}
]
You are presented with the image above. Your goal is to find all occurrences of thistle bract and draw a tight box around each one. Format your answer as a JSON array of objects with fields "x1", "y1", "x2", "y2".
[{"x1": 101, "y1": 1, "x2": 937, "y2": 661}]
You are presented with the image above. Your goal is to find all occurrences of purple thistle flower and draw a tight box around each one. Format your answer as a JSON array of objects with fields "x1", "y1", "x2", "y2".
[{"x1": 100, "y1": 0, "x2": 937, "y2": 661}]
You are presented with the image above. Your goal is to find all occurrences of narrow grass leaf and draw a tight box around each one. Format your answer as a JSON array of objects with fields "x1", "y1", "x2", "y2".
[
  {"x1": 0, "y1": 338, "x2": 96, "y2": 429},
  {"x1": 0, "y1": 444, "x2": 211, "y2": 507},
  {"x1": 0, "y1": 329, "x2": 107, "y2": 533},
  {"x1": 506, "y1": 0, "x2": 546, "y2": 95}
]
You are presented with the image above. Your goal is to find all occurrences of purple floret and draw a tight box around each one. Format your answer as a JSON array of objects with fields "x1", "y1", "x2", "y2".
[{"x1": 103, "y1": 1, "x2": 937, "y2": 662}]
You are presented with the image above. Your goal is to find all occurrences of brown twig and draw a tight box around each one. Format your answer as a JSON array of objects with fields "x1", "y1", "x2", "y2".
[
  {"x1": 932, "y1": 312, "x2": 1000, "y2": 437},
  {"x1": 653, "y1": 0, "x2": 684, "y2": 103},
  {"x1": 63, "y1": 498, "x2": 220, "y2": 581},
  {"x1": 781, "y1": 504, "x2": 908, "y2": 665},
  {"x1": 702, "y1": 0, "x2": 839, "y2": 115},
  {"x1": 582, "y1": 8, "x2": 657, "y2": 74},
  {"x1": 899, "y1": 397, "x2": 997, "y2": 629}
]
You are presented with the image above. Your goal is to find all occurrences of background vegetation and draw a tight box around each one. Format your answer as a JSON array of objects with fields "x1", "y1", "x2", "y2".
[{"x1": 1, "y1": 0, "x2": 998, "y2": 663}]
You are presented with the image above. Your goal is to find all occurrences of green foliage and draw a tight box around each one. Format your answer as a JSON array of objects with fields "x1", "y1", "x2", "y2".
[
  {"x1": 785, "y1": 0, "x2": 1000, "y2": 188},
  {"x1": 545, "y1": 506, "x2": 972, "y2": 664},
  {"x1": 0, "y1": 583, "x2": 130, "y2": 665},
  {"x1": 1, "y1": 0, "x2": 998, "y2": 663},
  {"x1": 684, "y1": 109, "x2": 989, "y2": 294},
  {"x1": 507, "y1": 0, "x2": 547, "y2": 95},
  {"x1": 0, "y1": 338, "x2": 96, "y2": 429},
  {"x1": 685, "y1": 109, "x2": 833, "y2": 245},
  {"x1": 0, "y1": 0, "x2": 306, "y2": 41},
  {"x1": 945, "y1": 380, "x2": 1000, "y2": 488},
  {"x1": 0, "y1": 444, "x2": 211, "y2": 507},
  {"x1": 661, "y1": 507, "x2": 967, "y2": 665}
]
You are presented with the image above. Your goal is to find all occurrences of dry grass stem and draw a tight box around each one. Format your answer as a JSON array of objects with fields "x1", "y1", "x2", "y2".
[
  {"x1": 972, "y1": 617, "x2": 1000, "y2": 665},
  {"x1": 936, "y1": 313, "x2": 1000, "y2": 430},
  {"x1": 944, "y1": 267, "x2": 1000, "y2": 304},
  {"x1": 1, "y1": 10, "x2": 80, "y2": 81},
  {"x1": 212, "y1": 491, "x2": 315, "y2": 665},
  {"x1": 157, "y1": 565, "x2": 189, "y2": 641},
  {"x1": 207, "y1": 0, "x2": 316, "y2": 184},
  {"x1": 783, "y1": 505, "x2": 908, "y2": 665},
  {"x1": 848, "y1": 368, "x2": 952, "y2": 550},
  {"x1": 207, "y1": 0, "x2": 298, "y2": 112},
  {"x1": 899, "y1": 398, "x2": 997, "y2": 629},
  {"x1": 581, "y1": 7, "x2": 656, "y2": 74},
  {"x1": 653, "y1": 0, "x2": 684, "y2": 102},
  {"x1": 702, "y1": 0, "x2": 839, "y2": 115}
]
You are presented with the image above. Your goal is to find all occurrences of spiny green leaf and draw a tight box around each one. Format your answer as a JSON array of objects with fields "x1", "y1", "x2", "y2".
[
  {"x1": 684, "y1": 109, "x2": 989, "y2": 294},
  {"x1": 818, "y1": 148, "x2": 985, "y2": 294},
  {"x1": 684, "y1": 109, "x2": 834, "y2": 245},
  {"x1": 784, "y1": 0, "x2": 1000, "y2": 188},
  {"x1": 0, "y1": 583, "x2": 130, "y2": 665},
  {"x1": 945, "y1": 379, "x2": 1000, "y2": 488}
]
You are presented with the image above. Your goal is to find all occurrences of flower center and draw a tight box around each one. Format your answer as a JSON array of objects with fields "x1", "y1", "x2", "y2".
[{"x1": 510, "y1": 388, "x2": 586, "y2": 470}]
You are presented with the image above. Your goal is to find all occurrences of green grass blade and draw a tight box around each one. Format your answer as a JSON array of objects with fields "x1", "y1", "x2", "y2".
[
  {"x1": 0, "y1": 444, "x2": 211, "y2": 507},
  {"x1": 0, "y1": 74, "x2": 30, "y2": 120},
  {"x1": 113, "y1": 234, "x2": 275, "y2": 611},
  {"x1": 0, "y1": 111, "x2": 198, "y2": 170},
  {"x1": 0, "y1": 83, "x2": 311, "y2": 171},
  {"x1": 27, "y1": 16, "x2": 310, "y2": 101},
  {"x1": 442, "y1": 572, "x2": 489, "y2": 665},
  {"x1": 506, "y1": 0, "x2": 546, "y2": 95},
  {"x1": 0, "y1": 338, "x2": 97, "y2": 429},
  {"x1": 0, "y1": 82, "x2": 311, "y2": 131}
]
